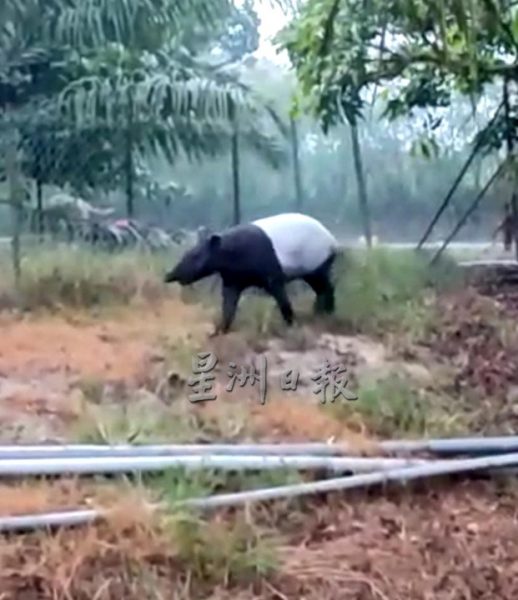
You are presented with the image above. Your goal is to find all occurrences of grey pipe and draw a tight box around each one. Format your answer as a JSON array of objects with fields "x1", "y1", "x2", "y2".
[
  {"x1": 2, "y1": 451, "x2": 518, "y2": 533},
  {"x1": 0, "y1": 443, "x2": 356, "y2": 459},
  {"x1": 0, "y1": 509, "x2": 99, "y2": 533},
  {"x1": 180, "y1": 451, "x2": 518, "y2": 510},
  {"x1": 381, "y1": 436, "x2": 518, "y2": 456},
  {"x1": 0, "y1": 455, "x2": 430, "y2": 477},
  {"x1": 1, "y1": 435, "x2": 518, "y2": 460}
]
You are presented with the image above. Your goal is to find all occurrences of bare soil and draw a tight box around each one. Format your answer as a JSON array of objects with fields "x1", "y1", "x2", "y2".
[
  {"x1": 0, "y1": 481, "x2": 517, "y2": 600},
  {"x1": 0, "y1": 287, "x2": 516, "y2": 599}
]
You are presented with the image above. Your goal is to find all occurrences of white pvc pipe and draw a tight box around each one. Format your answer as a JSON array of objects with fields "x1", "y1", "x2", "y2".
[
  {"x1": 381, "y1": 436, "x2": 518, "y2": 455},
  {"x1": 0, "y1": 509, "x2": 99, "y2": 533},
  {"x1": 1, "y1": 435, "x2": 518, "y2": 460},
  {"x1": 0, "y1": 443, "x2": 356, "y2": 459},
  {"x1": 180, "y1": 451, "x2": 518, "y2": 510},
  {"x1": 0, "y1": 455, "x2": 429, "y2": 477},
  {"x1": 2, "y1": 451, "x2": 518, "y2": 533}
]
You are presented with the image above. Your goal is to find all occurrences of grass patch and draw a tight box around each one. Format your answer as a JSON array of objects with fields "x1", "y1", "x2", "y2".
[
  {"x1": 70, "y1": 394, "x2": 203, "y2": 444},
  {"x1": 332, "y1": 247, "x2": 460, "y2": 335},
  {"x1": 0, "y1": 480, "x2": 278, "y2": 598},
  {"x1": 169, "y1": 247, "x2": 460, "y2": 339},
  {"x1": 0, "y1": 244, "x2": 181, "y2": 310},
  {"x1": 144, "y1": 464, "x2": 303, "y2": 515},
  {"x1": 0, "y1": 242, "x2": 460, "y2": 337},
  {"x1": 328, "y1": 372, "x2": 466, "y2": 438},
  {"x1": 74, "y1": 376, "x2": 106, "y2": 404},
  {"x1": 165, "y1": 509, "x2": 279, "y2": 585},
  {"x1": 70, "y1": 382, "x2": 253, "y2": 445},
  {"x1": 142, "y1": 467, "x2": 296, "y2": 584}
]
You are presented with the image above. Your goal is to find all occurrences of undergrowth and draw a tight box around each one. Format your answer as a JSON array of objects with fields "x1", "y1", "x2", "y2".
[
  {"x1": 0, "y1": 243, "x2": 460, "y2": 340},
  {"x1": 328, "y1": 372, "x2": 467, "y2": 438},
  {"x1": 0, "y1": 491, "x2": 280, "y2": 598},
  {"x1": 165, "y1": 510, "x2": 279, "y2": 585},
  {"x1": 332, "y1": 247, "x2": 460, "y2": 335},
  {"x1": 0, "y1": 244, "x2": 180, "y2": 310},
  {"x1": 144, "y1": 465, "x2": 302, "y2": 509},
  {"x1": 150, "y1": 248, "x2": 455, "y2": 346},
  {"x1": 182, "y1": 247, "x2": 460, "y2": 338},
  {"x1": 71, "y1": 397, "x2": 245, "y2": 446}
]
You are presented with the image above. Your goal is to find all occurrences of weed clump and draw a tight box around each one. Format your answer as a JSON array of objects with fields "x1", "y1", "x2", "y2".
[
  {"x1": 178, "y1": 247, "x2": 460, "y2": 339},
  {"x1": 6, "y1": 245, "x2": 178, "y2": 310},
  {"x1": 332, "y1": 247, "x2": 460, "y2": 335},
  {"x1": 166, "y1": 510, "x2": 278, "y2": 585},
  {"x1": 328, "y1": 372, "x2": 465, "y2": 438}
]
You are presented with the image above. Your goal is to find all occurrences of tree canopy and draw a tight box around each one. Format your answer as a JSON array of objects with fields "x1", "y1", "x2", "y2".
[
  {"x1": 0, "y1": 0, "x2": 290, "y2": 198},
  {"x1": 277, "y1": 0, "x2": 518, "y2": 153},
  {"x1": 1, "y1": 0, "x2": 509, "y2": 244}
]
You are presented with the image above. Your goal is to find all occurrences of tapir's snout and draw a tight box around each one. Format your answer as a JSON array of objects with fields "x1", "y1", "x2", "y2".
[
  {"x1": 164, "y1": 246, "x2": 210, "y2": 286},
  {"x1": 164, "y1": 269, "x2": 177, "y2": 283},
  {"x1": 164, "y1": 265, "x2": 194, "y2": 285}
]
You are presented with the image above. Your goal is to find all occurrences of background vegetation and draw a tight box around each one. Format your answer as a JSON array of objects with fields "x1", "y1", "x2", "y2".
[{"x1": 0, "y1": 0, "x2": 513, "y2": 251}]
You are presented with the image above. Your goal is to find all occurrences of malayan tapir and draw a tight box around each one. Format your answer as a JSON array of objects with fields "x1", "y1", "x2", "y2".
[{"x1": 164, "y1": 212, "x2": 339, "y2": 335}]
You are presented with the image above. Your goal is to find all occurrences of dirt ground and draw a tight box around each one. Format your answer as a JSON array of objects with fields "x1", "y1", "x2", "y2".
[
  {"x1": 0, "y1": 287, "x2": 517, "y2": 599},
  {"x1": 1, "y1": 479, "x2": 517, "y2": 600}
]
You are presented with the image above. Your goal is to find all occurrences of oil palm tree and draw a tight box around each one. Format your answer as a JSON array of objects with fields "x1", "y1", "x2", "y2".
[{"x1": 1, "y1": 0, "x2": 290, "y2": 210}]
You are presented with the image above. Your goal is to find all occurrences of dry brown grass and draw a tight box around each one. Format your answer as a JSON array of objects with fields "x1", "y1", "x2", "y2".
[
  {"x1": 272, "y1": 480, "x2": 518, "y2": 599},
  {"x1": 0, "y1": 271, "x2": 517, "y2": 599},
  {"x1": 0, "y1": 502, "x2": 171, "y2": 600},
  {"x1": 0, "y1": 477, "x2": 280, "y2": 600},
  {"x1": 0, "y1": 299, "x2": 209, "y2": 385},
  {"x1": 248, "y1": 393, "x2": 379, "y2": 451},
  {"x1": 0, "y1": 478, "x2": 517, "y2": 599}
]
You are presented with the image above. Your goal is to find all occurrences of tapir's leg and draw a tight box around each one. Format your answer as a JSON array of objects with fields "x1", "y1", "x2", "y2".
[
  {"x1": 320, "y1": 276, "x2": 335, "y2": 313},
  {"x1": 303, "y1": 259, "x2": 336, "y2": 315},
  {"x1": 214, "y1": 283, "x2": 242, "y2": 334},
  {"x1": 266, "y1": 280, "x2": 294, "y2": 325}
]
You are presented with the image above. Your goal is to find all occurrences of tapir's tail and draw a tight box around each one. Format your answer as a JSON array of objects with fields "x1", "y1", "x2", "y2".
[
  {"x1": 329, "y1": 244, "x2": 349, "y2": 281},
  {"x1": 331, "y1": 242, "x2": 347, "y2": 259}
]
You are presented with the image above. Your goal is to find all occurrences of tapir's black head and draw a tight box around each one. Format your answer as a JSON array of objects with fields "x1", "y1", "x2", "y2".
[{"x1": 164, "y1": 234, "x2": 222, "y2": 285}]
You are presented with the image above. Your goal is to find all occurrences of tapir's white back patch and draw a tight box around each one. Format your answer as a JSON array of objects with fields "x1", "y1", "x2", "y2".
[{"x1": 252, "y1": 213, "x2": 338, "y2": 277}]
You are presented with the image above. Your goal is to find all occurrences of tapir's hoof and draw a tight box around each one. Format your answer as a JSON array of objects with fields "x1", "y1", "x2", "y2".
[{"x1": 209, "y1": 324, "x2": 232, "y2": 337}]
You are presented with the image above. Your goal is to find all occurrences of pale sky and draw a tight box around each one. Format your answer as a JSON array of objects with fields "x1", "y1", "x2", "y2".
[{"x1": 253, "y1": 2, "x2": 291, "y2": 64}]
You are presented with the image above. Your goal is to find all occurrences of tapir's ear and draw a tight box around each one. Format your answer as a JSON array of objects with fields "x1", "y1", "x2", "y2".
[{"x1": 209, "y1": 234, "x2": 221, "y2": 249}]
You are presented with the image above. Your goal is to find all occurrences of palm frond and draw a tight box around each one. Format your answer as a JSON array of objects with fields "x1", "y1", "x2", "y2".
[
  {"x1": 58, "y1": 63, "x2": 289, "y2": 135},
  {"x1": 130, "y1": 114, "x2": 287, "y2": 168},
  {"x1": 240, "y1": 126, "x2": 288, "y2": 169},
  {"x1": 1, "y1": 0, "x2": 292, "y2": 178},
  {"x1": 58, "y1": 70, "x2": 250, "y2": 125},
  {"x1": 43, "y1": 0, "x2": 234, "y2": 50}
]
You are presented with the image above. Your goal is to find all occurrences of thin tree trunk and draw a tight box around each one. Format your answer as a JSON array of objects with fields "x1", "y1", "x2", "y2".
[
  {"x1": 36, "y1": 179, "x2": 44, "y2": 239},
  {"x1": 511, "y1": 192, "x2": 518, "y2": 261},
  {"x1": 290, "y1": 116, "x2": 303, "y2": 211},
  {"x1": 5, "y1": 112, "x2": 22, "y2": 290},
  {"x1": 503, "y1": 76, "x2": 518, "y2": 260},
  {"x1": 472, "y1": 152, "x2": 485, "y2": 240},
  {"x1": 125, "y1": 93, "x2": 135, "y2": 219},
  {"x1": 417, "y1": 100, "x2": 503, "y2": 249},
  {"x1": 349, "y1": 122, "x2": 371, "y2": 246},
  {"x1": 231, "y1": 125, "x2": 240, "y2": 226},
  {"x1": 431, "y1": 161, "x2": 505, "y2": 264}
]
